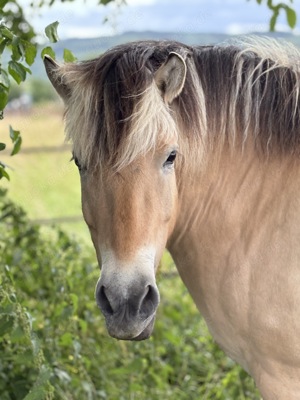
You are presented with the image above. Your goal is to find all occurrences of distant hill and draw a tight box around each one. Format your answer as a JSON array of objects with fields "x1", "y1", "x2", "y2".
[{"x1": 32, "y1": 31, "x2": 300, "y2": 80}]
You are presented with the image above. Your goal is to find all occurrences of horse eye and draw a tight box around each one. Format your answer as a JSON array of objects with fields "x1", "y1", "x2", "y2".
[
  {"x1": 72, "y1": 155, "x2": 82, "y2": 171},
  {"x1": 164, "y1": 150, "x2": 177, "y2": 167}
]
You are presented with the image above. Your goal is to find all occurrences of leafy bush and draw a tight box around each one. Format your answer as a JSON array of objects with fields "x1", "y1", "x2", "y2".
[{"x1": 0, "y1": 189, "x2": 260, "y2": 399}]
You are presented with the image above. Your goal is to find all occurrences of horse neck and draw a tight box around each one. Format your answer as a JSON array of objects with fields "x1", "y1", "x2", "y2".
[{"x1": 168, "y1": 145, "x2": 300, "y2": 265}]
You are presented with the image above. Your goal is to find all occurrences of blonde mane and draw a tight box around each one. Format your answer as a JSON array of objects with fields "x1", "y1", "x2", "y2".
[{"x1": 58, "y1": 37, "x2": 300, "y2": 171}]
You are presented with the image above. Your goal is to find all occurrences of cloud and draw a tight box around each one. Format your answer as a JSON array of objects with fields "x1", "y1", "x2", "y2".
[{"x1": 226, "y1": 23, "x2": 269, "y2": 35}]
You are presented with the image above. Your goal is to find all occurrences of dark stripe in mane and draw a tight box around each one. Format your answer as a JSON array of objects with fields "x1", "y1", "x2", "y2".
[
  {"x1": 194, "y1": 44, "x2": 300, "y2": 153},
  {"x1": 61, "y1": 38, "x2": 300, "y2": 170}
]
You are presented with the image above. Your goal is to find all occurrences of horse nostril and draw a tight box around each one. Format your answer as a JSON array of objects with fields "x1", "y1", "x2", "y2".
[
  {"x1": 96, "y1": 282, "x2": 160, "y2": 322},
  {"x1": 140, "y1": 285, "x2": 159, "y2": 317},
  {"x1": 97, "y1": 286, "x2": 114, "y2": 317}
]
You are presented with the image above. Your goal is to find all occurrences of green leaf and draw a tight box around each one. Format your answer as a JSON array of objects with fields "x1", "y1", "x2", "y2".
[
  {"x1": 0, "y1": 314, "x2": 15, "y2": 335},
  {"x1": 45, "y1": 21, "x2": 59, "y2": 43},
  {"x1": 63, "y1": 48, "x2": 77, "y2": 63},
  {"x1": 41, "y1": 46, "x2": 56, "y2": 60},
  {"x1": 78, "y1": 318, "x2": 87, "y2": 333},
  {"x1": 11, "y1": 36, "x2": 24, "y2": 61},
  {"x1": 9, "y1": 126, "x2": 22, "y2": 156},
  {"x1": 270, "y1": 11, "x2": 279, "y2": 32},
  {"x1": 23, "y1": 41, "x2": 37, "y2": 66},
  {"x1": 0, "y1": 26, "x2": 13, "y2": 40},
  {"x1": 23, "y1": 388, "x2": 47, "y2": 400},
  {"x1": 0, "y1": 0, "x2": 9, "y2": 7},
  {"x1": 9, "y1": 125, "x2": 20, "y2": 141},
  {"x1": 286, "y1": 6, "x2": 297, "y2": 28},
  {"x1": 8, "y1": 61, "x2": 29, "y2": 84},
  {"x1": 11, "y1": 137, "x2": 22, "y2": 156},
  {"x1": 59, "y1": 332, "x2": 73, "y2": 346},
  {"x1": 0, "y1": 69, "x2": 10, "y2": 89},
  {"x1": 4, "y1": 264, "x2": 13, "y2": 283},
  {"x1": 99, "y1": 0, "x2": 115, "y2": 4},
  {"x1": 0, "y1": 165, "x2": 10, "y2": 180},
  {"x1": 69, "y1": 293, "x2": 78, "y2": 313},
  {"x1": 0, "y1": 143, "x2": 6, "y2": 151},
  {"x1": 0, "y1": 86, "x2": 8, "y2": 110},
  {"x1": 16, "y1": 348, "x2": 34, "y2": 364},
  {"x1": 0, "y1": 38, "x2": 8, "y2": 55}
]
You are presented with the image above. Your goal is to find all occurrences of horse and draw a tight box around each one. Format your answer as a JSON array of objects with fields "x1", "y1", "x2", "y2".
[{"x1": 44, "y1": 37, "x2": 300, "y2": 399}]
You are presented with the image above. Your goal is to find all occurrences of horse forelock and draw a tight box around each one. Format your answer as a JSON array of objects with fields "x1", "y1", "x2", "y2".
[
  {"x1": 61, "y1": 41, "x2": 192, "y2": 172},
  {"x1": 61, "y1": 37, "x2": 300, "y2": 172}
]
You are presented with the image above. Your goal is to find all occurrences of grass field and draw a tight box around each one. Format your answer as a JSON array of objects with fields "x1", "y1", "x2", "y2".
[{"x1": 2, "y1": 103, "x2": 90, "y2": 242}]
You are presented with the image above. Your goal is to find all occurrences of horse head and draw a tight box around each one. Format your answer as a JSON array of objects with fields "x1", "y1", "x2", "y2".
[{"x1": 44, "y1": 49, "x2": 186, "y2": 340}]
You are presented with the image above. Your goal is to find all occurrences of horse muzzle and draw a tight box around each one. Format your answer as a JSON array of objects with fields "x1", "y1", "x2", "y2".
[{"x1": 95, "y1": 279, "x2": 160, "y2": 341}]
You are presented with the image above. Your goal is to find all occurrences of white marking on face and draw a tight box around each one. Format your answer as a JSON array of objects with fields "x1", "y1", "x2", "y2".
[{"x1": 95, "y1": 245, "x2": 158, "y2": 298}]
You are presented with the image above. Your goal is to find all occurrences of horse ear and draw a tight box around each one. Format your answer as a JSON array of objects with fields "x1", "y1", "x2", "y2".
[
  {"x1": 154, "y1": 52, "x2": 187, "y2": 104},
  {"x1": 43, "y1": 55, "x2": 70, "y2": 102}
]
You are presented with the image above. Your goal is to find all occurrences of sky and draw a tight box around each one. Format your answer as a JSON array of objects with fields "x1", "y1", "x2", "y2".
[{"x1": 19, "y1": 0, "x2": 300, "y2": 40}]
